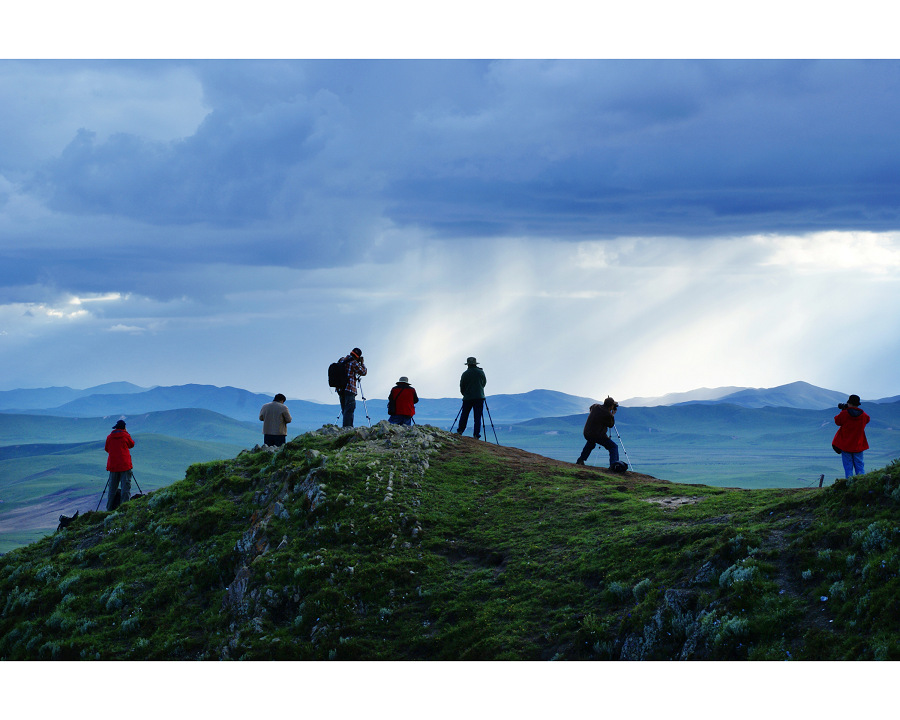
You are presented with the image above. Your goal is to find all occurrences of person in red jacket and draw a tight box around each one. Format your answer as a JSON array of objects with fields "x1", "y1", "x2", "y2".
[
  {"x1": 387, "y1": 376, "x2": 419, "y2": 426},
  {"x1": 832, "y1": 394, "x2": 870, "y2": 479},
  {"x1": 105, "y1": 419, "x2": 135, "y2": 510}
]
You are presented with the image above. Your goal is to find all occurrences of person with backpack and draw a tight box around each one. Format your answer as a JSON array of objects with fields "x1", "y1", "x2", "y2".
[
  {"x1": 457, "y1": 356, "x2": 487, "y2": 439},
  {"x1": 105, "y1": 419, "x2": 135, "y2": 511},
  {"x1": 332, "y1": 347, "x2": 367, "y2": 427},
  {"x1": 832, "y1": 394, "x2": 870, "y2": 478},
  {"x1": 387, "y1": 376, "x2": 419, "y2": 426},
  {"x1": 576, "y1": 397, "x2": 625, "y2": 471},
  {"x1": 259, "y1": 393, "x2": 292, "y2": 447}
]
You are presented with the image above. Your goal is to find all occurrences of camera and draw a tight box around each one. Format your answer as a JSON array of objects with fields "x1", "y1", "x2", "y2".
[{"x1": 837, "y1": 403, "x2": 848, "y2": 410}]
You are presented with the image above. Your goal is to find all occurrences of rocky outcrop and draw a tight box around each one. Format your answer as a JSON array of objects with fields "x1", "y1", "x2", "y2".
[{"x1": 219, "y1": 421, "x2": 447, "y2": 656}]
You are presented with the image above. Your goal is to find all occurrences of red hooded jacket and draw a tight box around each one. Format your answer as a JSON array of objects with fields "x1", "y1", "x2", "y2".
[
  {"x1": 832, "y1": 407, "x2": 870, "y2": 454},
  {"x1": 105, "y1": 429, "x2": 135, "y2": 471}
]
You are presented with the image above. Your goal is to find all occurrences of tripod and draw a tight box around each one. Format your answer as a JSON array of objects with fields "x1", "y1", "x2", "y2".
[
  {"x1": 96, "y1": 475, "x2": 111, "y2": 512},
  {"x1": 96, "y1": 470, "x2": 142, "y2": 511},
  {"x1": 358, "y1": 378, "x2": 372, "y2": 426},
  {"x1": 450, "y1": 403, "x2": 463, "y2": 432},
  {"x1": 483, "y1": 398, "x2": 500, "y2": 445},
  {"x1": 613, "y1": 425, "x2": 635, "y2": 472},
  {"x1": 451, "y1": 399, "x2": 500, "y2": 445}
]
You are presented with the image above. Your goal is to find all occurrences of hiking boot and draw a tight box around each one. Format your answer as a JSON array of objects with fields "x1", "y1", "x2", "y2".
[{"x1": 576, "y1": 459, "x2": 585, "y2": 466}]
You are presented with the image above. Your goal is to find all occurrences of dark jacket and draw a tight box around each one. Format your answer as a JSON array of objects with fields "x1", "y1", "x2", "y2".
[
  {"x1": 583, "y1": 404, "x2": 615, "y2": 443},
  {"x1": 833, "y1": 406, "x2": 870, "y2": 453},
  {"x1": 105, "y1": 429, "x2": 135, "y2": 472},
  {"x1": 388, "y1": 384, "x2": 419, "y2": 416},
  {"x1": 460, "y1": 367, "x2": 486, "y2": 400}
]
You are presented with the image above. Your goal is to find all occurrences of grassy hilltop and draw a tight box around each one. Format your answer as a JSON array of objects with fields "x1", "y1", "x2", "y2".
[{"x1": 1, "y1": 422, "x2": 899, "y2": 660}]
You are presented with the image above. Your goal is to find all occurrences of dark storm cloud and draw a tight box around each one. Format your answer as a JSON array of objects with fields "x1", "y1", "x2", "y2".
[
  {"x1": 36, "y1": 100, "x2": 323, "y2": 225},
  {"x1": 7, "y1": 59, "x2": 900, "y2": 296},
  {"x1": 383, "y1": 60, "x2": 900, "y2": 237}
]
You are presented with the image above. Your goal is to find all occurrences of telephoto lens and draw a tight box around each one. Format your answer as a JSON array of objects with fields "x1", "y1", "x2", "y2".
[{"x1": 838, "y1": 403, "x2": 847, "y2": 410}]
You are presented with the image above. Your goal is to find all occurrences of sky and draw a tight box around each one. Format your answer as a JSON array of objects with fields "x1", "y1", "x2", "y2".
[
  {"x1": 4, "y1": 3, "x2": 899, "y2": 705},
  {"x1": 2, "y1": 9, "x2": 900, "y2": 405}
]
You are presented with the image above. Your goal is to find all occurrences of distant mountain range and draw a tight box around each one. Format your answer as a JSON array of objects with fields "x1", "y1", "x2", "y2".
[
  {"x1": 0, "y1": 380, "x2": 894, "y2": 428},
  {"x1": 621, "y1": 386, "x2": 749, "y2": 406},
  {"x1": 0, "y1": 384, "x2": 602, "y2": 427},
  {"x1": 623, "y1": 381, "x2": 886, "y2": 410},
  {"x1": 0, "y1": 382, "x2": 147, "y2": 410}
]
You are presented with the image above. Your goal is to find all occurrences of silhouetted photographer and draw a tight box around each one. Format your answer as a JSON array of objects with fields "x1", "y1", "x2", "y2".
[
  {"x1": 456, "y1": 357, "x2": 487, "y2": 439},
  {"x1": 576, "y1": 397, "x2": 627, "y2": 472}
]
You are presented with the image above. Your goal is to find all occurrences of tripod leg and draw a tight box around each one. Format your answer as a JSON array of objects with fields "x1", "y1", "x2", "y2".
[
  {"x1": 613, "y1": 426, "x2": 635, "y2": 472},
  {"x1": 130, "y1": 470, "x2": 143, "y2": 495},
  {"x1": 484, "y1": 399, "x2": 500, "y2": 446},
  {"x1": 450, "y1": 403, "x2": 463, "y2": 432},
  {"x1": 96, "y1": 474, "x2": 111, "y2": 512},
  {"x1": 358, "y1": 379, "x2": 372, "y2": 426}
]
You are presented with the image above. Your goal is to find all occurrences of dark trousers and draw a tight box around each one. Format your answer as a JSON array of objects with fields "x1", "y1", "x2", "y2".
[
  {"x1": 389, "y1": 415, "x2": 413, "y2": 426},
  {"x1": 107, "y1": 471, "x2": 132, "y2": 511},
  {"x1": 264, "y1": 434, "x2": 286, "y2": 447},
  {"x1": 578, "y1": 435, "x2": 619, "y2": 466},
  {"x1": 340, "y1": 391, "x2": 356, "y2": 427},
  {"x1": 458, "y1": 398, "x2": 484, "y2": 438}
]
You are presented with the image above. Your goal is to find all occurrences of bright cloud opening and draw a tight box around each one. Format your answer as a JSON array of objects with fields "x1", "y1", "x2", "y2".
[{"x1": 756, "y1": 231, "x2": 900, "y2": 276}]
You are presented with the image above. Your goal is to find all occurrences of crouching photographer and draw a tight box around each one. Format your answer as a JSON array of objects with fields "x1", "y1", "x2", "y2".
[{"x1": 576, "y1": 397, "x2": 626, "y2": 472}]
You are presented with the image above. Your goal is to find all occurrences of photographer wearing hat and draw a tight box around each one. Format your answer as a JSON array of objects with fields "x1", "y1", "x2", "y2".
[
  {"x1": 457, "y1": 357, "x2": 487, "y2": 439},
  {"x1": 388, "y1": 376, "x2": 419, "y2": 426},
  {"x1": 576, "y1": 397, "x2": 622, "y2": 470},
  {"x1": 105, "y1": 419, "x2": 135, "y2": 511},
  {"x1": 833, "y1": 394, "x2": 870, "y2": 479}
]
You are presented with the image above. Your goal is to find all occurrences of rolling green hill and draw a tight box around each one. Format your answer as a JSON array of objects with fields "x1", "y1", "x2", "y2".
[
  {"x1": 0, "y1": 409, "x2": 261, "y2": 553},
  {"x1": 0, "y1": 433, "x2": 253, "y2": 553},
  {"x1": 2, "y1": 422, "x2": 899, "y2": 660},
  {"x1": 0, "y1": 408, "x2": 259, "y2": 445}
]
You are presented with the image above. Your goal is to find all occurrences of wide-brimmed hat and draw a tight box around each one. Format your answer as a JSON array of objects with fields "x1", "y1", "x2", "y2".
[
  {"x1": 465, "y1": 357, "x2": 479, "y2": 365},
  {"x1": 112, "y1": 419, "x2": 127, "y2": 429},
  {"x1": 397, "y1": 376, "x2": 410, "y2": 384}
]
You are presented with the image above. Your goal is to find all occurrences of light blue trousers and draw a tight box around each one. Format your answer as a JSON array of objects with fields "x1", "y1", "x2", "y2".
[{"x1": 841, "y1": 451, "x2": 864, "y2": 478}]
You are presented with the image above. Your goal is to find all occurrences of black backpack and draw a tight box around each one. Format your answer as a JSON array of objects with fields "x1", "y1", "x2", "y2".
[
  {"x1": 387, "y1": 386, "x2": 403, "y2": 415},
  {"x1": 328, "y1": 357, "x2": 350, "y2": 390}
]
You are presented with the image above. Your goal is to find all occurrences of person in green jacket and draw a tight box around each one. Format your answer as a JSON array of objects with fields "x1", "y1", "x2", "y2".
[{"x1": 457, "y1": 356, "x2": 487, "y2": 439}]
